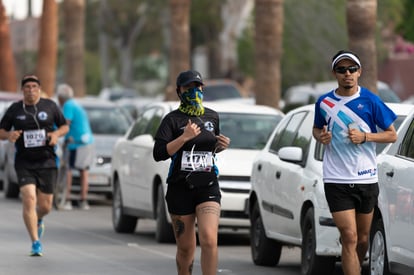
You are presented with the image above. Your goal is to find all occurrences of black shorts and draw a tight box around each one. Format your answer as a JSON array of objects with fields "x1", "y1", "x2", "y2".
[
  {"x1": 16, "y1": 167, "x2": 58, "y2": 194},
  {"x1": 165, "y1": 181, "x2": 221, "y2": 215},
  {"x1": 324, "y1": 182, "x2": 379, "y2": 214}
]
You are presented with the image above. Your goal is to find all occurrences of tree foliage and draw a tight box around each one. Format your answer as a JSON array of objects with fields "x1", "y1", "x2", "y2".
[
  {"x1": 1, "y1": 0, "x2": 407, "y2": 97},
  {"x1": 84, "y1": 0, "x2": 165, "y2": 93},
  {"x1": 396, "y1": 0, "x2": 414, "y2": 41},
  {"x1": 190, "y1": 0, "x2": 223, "y2": 78}
]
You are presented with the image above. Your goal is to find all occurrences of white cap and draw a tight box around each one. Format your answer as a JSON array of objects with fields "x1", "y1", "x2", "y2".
[{"x1": 331, "y1": 52, "x2": 361, "y2": 69}]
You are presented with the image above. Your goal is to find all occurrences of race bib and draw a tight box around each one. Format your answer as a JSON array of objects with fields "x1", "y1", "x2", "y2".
[
  {"x1": 23, "y1": 129, "x2": 47, "y2": 148},
  {"x1": 181, "y1": 150, "x2": 214, "y2": 172}
]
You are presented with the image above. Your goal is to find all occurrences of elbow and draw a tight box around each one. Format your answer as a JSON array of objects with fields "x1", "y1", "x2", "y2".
[
  {"x1": 153, "y1": 144, "x2": 170, "y2": 162},
  {"x1": 153, "y1": 150, "x2": 162, "y2": 162},
  {"x1": 153, "y1": 153, "x2": 163, "y2": 162}
]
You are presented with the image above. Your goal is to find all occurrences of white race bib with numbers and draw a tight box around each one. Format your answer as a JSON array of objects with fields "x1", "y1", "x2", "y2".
[
  {"x1": 181, "y1": 150, "x2": 214, "y2": 172},
  {"x1": 23, "y1": 129, "x2": 47, "y2": 148}
]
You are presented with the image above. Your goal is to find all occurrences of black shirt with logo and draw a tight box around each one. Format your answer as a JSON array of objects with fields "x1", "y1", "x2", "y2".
[
  {"x1": 153, "y1": 107, "x2": 220, "y2": 185},
  {"x1": 0, "y1": 98, "x2": 67, "y2": 169}
]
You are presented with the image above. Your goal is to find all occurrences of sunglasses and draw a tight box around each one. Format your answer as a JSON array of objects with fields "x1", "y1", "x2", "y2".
[{"x1": 334, "y1": 65, "x2": 360, "y2": 74}]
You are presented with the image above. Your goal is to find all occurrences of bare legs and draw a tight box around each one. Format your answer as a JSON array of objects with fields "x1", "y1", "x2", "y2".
[
  {"x1": 79, "y1": 169, "x2": 89, "y2": 201},
  {"x1": 171, "y1": 201, "x2": 220, "y2": 275},
  {"x1": 332, "y1": 209, "x2": 374, "y2": 275},
  {"x1": 20, "y1": 184, "x2": 53, "y2": 242},
  {"x1": 65, "y1": 169, "x2": 89, "y2": 201}
]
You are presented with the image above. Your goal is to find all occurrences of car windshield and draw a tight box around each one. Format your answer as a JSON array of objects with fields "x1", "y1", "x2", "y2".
[
  {"x1": 220, "y1": 113, "x2": 282, "y2": 150},
  {"x1": 86, "y1": 106, "x2": 131, "y2": 135}
]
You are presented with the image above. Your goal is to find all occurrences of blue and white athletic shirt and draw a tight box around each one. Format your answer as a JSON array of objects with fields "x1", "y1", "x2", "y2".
[{"x1": 314, "y1": 86, "x2": 397, "y2": 184}]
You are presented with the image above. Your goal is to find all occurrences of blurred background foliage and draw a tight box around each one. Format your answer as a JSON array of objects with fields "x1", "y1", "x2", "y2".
[{"x1": 6, "y1": 0, "x2": 411, "y2": 97}]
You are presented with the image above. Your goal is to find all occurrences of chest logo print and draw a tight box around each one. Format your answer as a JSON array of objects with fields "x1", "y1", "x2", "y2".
[
  {"x1": 204, "y1": 121, "x2": 214, "y2": 132},
  {"x1": 38, "y1": 111, "x2": 48, "y2": 120}
]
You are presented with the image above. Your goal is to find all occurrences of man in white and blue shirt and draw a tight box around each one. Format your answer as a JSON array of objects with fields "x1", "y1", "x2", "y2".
[{"x1": 313, "y1": 50, "x2": 397, "y2": 275}]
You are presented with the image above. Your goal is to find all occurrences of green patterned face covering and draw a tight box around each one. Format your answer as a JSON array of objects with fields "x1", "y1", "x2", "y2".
[{"x1": 178, "y1": 87, "x2": 205, "y2": 116}]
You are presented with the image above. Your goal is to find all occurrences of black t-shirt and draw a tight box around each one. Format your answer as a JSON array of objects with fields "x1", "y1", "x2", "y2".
[
  {"x1": 153, "y1": 108, "x2": 220, "y2": 185},
  {"x1": 0, "y1": 98, "x2": 67, "y2": 169}
]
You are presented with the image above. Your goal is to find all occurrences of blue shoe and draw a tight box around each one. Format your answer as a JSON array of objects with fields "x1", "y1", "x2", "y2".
[
  {"x1": 30, "y1": 240, "x2": 43, "y2": 256},
  {"x1": 38, "y1": 220, "x2": 45, "y2": 239}
]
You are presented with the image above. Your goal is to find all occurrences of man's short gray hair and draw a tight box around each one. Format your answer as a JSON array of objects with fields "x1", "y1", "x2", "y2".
[{"x1": 56, "y1": 84, "x2": 74, "y2": 100}]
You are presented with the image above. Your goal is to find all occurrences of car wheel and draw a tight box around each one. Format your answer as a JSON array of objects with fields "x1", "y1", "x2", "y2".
[
  {"x1": 250, "y1": 201, "x2": 282, "y2": 266},
  {"x1": 3, "y1": 162, "x2": 19, "y2": 198},
  {"x1": 369, "y1": 217, "x2": 389, "y2": 275},
  {"x1": 155, "y1": 184, "x2": 175, "y2": 243},
  {"x1": 301, "y1": 208, "x2": 335, "y2": 275},
  {"x1": 112, "y1": 178, "x2": 137, "y2": 233}
]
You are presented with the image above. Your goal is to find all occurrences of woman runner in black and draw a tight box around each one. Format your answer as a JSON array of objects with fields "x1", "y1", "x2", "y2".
[{"x1": 153, "y1": 70, "x2": 230, "y2": 275}]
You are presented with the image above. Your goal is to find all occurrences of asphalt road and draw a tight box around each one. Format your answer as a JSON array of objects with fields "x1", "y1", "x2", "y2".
[{"x1": 0, "y1": 193, "x2": 346, "y2": 275}]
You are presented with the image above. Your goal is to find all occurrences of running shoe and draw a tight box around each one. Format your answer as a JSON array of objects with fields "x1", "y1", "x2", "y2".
[
  {"x1": 38, "y1": 219, "x2": 45, "y2": 239},
  {"x1": 62, "y1": 201, "x2": 73, "y2": 210},
  {"x1": 30, "y1": 240, "x2": 43, "y2": 256},
  {"x1": 80, "y1": 200, "x2": 90, "y2": 210}
]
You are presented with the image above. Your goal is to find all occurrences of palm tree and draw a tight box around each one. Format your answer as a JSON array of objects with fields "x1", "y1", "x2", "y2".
[
  {"x1": 0, "y1": 0, "x2": 17, "y2": 92},
  {"x1": 35, "y1": 0, "x2": 58, "y2": 97},
  {"x1": 347, "y1": 0, "x2": 377, "y2": 93},
  {"x1": 254, "y1": 0, "x2": 284, "y2": 109},
  {"x1": 63, "y1": 0, "x2": 86, "y2": 97},
  {"x1": 166, "y1": 0, "x2": 191, "y2": 101}
]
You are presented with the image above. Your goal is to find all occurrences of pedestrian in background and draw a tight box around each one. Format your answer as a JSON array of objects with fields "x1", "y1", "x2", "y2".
[
  {"x1": 57, "y1": 84, "x2": 95, "y2": 210},
  {"x1": 313, "y1": 50, "x2": 397, "y2": 275},
  {"x1": 153, "y1": 70, "x2": 230, "y2": 275},
  {"x1": 0, "y1": 75, "x2": 68, "y2": 256}
]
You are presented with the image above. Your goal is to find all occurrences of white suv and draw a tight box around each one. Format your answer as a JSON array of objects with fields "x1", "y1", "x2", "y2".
[{"x1": 248, "y1": 103, "x2": 414, "y2": 275}]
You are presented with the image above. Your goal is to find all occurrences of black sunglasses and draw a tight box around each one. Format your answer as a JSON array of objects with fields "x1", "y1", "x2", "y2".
[{"x1": 334, "y1": 65, "x2": 360, "y2": 74}]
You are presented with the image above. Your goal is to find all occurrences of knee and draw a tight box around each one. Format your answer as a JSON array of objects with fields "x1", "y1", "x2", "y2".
[
  {"x1": 340, "y1": 229, "x2": 358, "y2": 247},
  {"x1": 198, "y1": 233, "x2": 217, "y2": 251},
  {"x1": 177, "y1": 243, "x2": 195, "y2": 259},
  {"x1": 22, "y1": 194, "x2": 36, "y2": 210},
  {"x1": 176, "y1": 237, "x2": 196, "y2": 256},
  {"x1": 37, "y1": 200, "x2": 52, "y2": 215},
  {"x1": 357, "y1": 232, "x2": 370, "y2": 247}
]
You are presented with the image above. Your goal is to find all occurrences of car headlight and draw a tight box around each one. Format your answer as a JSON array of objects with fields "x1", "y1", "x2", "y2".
[{"x1": 95, "y1": 156, "x2": 111, "y2": 166}]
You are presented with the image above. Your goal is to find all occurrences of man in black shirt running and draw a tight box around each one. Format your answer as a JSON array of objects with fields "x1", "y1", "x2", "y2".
[{"x1": 0, "y1": 75, "x2": 68, "y2": 256}]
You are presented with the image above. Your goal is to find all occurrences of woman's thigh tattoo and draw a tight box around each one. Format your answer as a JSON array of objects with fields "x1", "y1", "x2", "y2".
[
  {"x1": 198, "y1": 205, "x2": 220, "y2": 216},
  {"x1": 172, "y1": 216, "x2": 185, "y2": 238}
]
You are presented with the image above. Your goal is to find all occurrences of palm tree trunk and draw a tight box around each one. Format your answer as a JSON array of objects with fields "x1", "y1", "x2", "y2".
[
  {"x1": 35, "y1": 0, "x2": 58, "y2": 97},
  {"x1": 0, "y1": 0, "x2": 17, "y2": 92},
  {"x1": 347, "y1": 0, "x2": 377, "y2": 93},
  {"x1": 63, "y1": 0, "x2": 86, "y2": 97},
  {"x1": 166, "y1": 0, "x2": 191, "y2": 101},
  {"x1": 254, "y1": 0, "x2": 284, "y2": 109}
]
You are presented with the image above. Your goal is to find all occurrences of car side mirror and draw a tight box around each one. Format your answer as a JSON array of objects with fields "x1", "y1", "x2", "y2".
[
  {"x1": 132, "y1": 134, "x2": 154, "y2": 145},
  {"x1": 278, "y1": 146, "x2": 303, "y2": 162}
]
